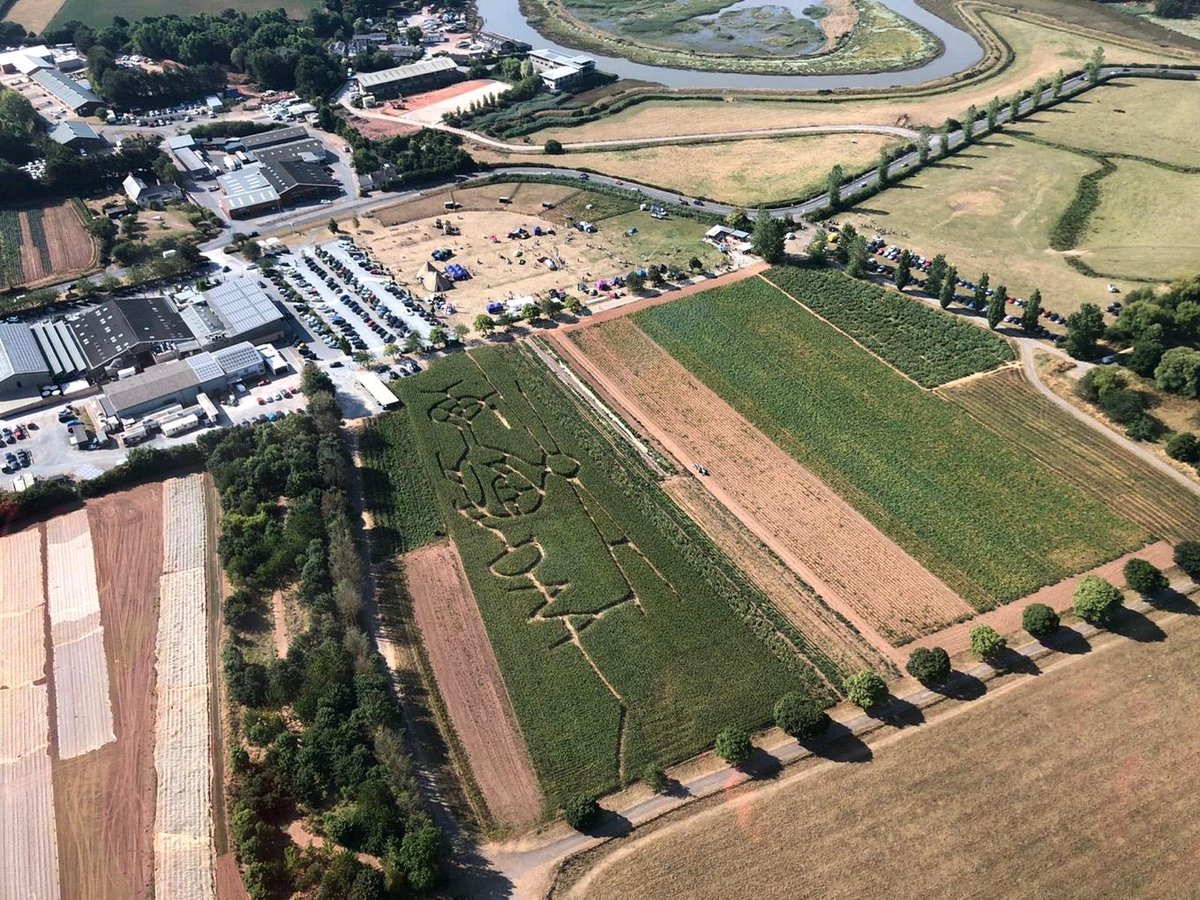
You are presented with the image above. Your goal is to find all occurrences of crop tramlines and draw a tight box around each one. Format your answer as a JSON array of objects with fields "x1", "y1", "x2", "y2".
[{"x1": 946, "y1": 369, "x2": 1200, "y2": 541}]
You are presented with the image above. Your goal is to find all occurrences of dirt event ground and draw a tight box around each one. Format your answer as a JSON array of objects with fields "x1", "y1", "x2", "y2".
[
  {"x1": 522, "y1": 11, "x2": 1193, "y2": 148},
  {"x1": 475, "y1": 132, "x2": 902, "y2": 208},
  {"x1": 355, "y1": 182, "x2": 724, "y2": 334},
  {"x1": 557, "y1": 608, "x2": 1200, "y2": 899},
  {"x1": 402, "y1": 542, "x2": 544, "y2": 831},
  {"x1": 50, "y1": 483, "x2": 163, "y2": 900}
]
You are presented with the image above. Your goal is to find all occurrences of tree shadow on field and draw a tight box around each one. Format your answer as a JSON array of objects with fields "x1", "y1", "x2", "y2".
[
  {"x1": 931, "y1": 671, "x2": 986, "y2": 701},
  {"x1": 848, "y1": 206, "x2": 891, "y2": 217},
  {"x1": 581, "y1": 809, "x2": 633, "y2": 839},
  {"x1": 1109, "y1": 608, "x2": 1167, "y2": 643},
  {"x1": 741, "y1": 746, "x2": 783, "y2": 780},
  {"x1": 803, "y1": 720, "x2": 872, "y2": 764},
  {"x1": 932, "y1": 162, "x2": 975, "y2": 171},
  {"x1": 1147, "y1": 587, "x2": 1198, "y2": 616},
  {"x1": 870, "y1": 695, "x2": 924, "y2": 728},
  {"x1": 1043, "y1": 627, "x2": 1092, "y2": 655},
  {"x1": 992, "y1": 647, "x2": 1041, "y2": 676}
]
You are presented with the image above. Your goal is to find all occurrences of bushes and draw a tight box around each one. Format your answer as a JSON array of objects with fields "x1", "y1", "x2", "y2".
[
  {"x1": 843, "y1": 670, "x2": 888, "y2": 709},
  {"x1": 1022, "y1": 603, "x2": 1060, "y2": 639},
  {"x1": 1072, "y1": 575, "x2": 1124, "y2": 625},
  {"x1": 1166, "y1": 432, "x2": 1200, "y2": 464},
  {"x1": 1123, "y1": 558, "x2": 1168, "y2": 596},
  {"x1": 773, "y1": 691, "x2": 829, "y2": 738},
  {"x1": 969, "y1": 625, "x2": 1007, "y2": 662},
  {"x1": 714, "y1": 726, "x2": 752, "y2": 766},
  {"x1": 1175, "y1": 540, "x2": 1200, "y2": 579},
  {"x1": 905, "y1": 646, "x2": 950, "y2": 685},
  {"x1": 77, "y1": 443, "x2": 205, "y2": 498},
  {"x1": 643, "y1": 762, "x2": 669, "y2": 794},
  {"x1": 563, "y1": 794, "x2": 599, "y2": 830}
]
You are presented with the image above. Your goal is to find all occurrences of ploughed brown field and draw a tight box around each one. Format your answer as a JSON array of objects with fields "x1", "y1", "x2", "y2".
[{"x1": 557, "y1": 610, "x2": 1200, "y2": 898}]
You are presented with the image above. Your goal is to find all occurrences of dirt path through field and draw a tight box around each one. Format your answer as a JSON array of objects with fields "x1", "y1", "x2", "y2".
[
  {"x1": 403, "y1": 542, "x2": 544, "y2": 831},
  {"x1": 549, "y1": 322, "x2": 971, "y2": 654},
  {"x1": 52, "y1": 483, "x2": 162, "y2": 900},
  {"x1": 270, "y1": 590, "x2": 288, "y2": 657}
]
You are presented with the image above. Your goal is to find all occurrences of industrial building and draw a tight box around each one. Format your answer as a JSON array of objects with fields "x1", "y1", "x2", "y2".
[
  {"x1": 48, "y1": 120, "x2": 105, "y2": 151},
  {"x1": 70, "y1": 296, "x2": 194, "y2": 376},
  {"x1": 99, "y1": 340, "x2": 265, "y2": 419},
  {"x1": 166, "y1": 135, "x2": 209, "y2": 178},
  {"x1": 353, "y1": 57, "x2": 461, "y2": 99},
  {"x1": 528, "y1": 49, "x2": 596, "y2": 92},
  {"x1": 214, "y1": 127, "x2": 339, "y2": 219},
  {"x1": 475, "y1": 32, "x2": 532, "y2": 54},
  {"x1": 31, "y1": 68, "x2": 101, "y2": 115},
  {"x1": 180, "y1": 277, "x2": 287, "y2": 348},
  {"x1": 0, "y1": 324, "x2": 50, "y2": 398}
]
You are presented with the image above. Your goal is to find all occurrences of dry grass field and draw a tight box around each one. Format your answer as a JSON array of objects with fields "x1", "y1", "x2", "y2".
[
  {"x1": 558, "y1": 611, "x2": 1200, "y2": 899},
  {"x1": 526, "y1": 11, "x2": 1186, "y2": 147},
  {"x1": 3, "y1": 0, "x2": 67, "y2": 33},
  {"x1": 475, "y1": 133, "x2": 901, "y2": 206}
]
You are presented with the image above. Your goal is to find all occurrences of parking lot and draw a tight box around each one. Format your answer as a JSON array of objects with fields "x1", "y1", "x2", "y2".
[{"x1": 269, "y1": 236, "x2": 442, "y2": 356}]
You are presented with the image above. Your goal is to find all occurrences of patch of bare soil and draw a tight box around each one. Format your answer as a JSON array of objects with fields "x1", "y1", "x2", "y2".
[{"x1": 403, "y1": 542, "x2": 544, "y2": 830}]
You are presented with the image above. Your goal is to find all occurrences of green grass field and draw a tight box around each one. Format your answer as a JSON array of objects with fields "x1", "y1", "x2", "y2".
[
  {"x1": 764, "y1": 267, "x2": 1015, "y2": 386},
  {"x1": 50, "y1": 0, "x2": 321, "y2": 28},
  {"x1": 395, "y1": 346, "x2": 824, "y2": 804},
  {"x1": 633, "y1": 276, "x2": 1146, "y2": 608},
  {"x1": 358, "y1": 411, "x2": 444, "y2": 560}
]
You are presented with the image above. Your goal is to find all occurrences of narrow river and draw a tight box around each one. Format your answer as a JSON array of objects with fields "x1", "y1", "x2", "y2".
[{"x1": 473, "y1": 0, "x2": 984, "y2": 89}]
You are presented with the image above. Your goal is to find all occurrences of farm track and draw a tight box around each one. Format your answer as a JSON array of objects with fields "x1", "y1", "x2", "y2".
[
  {"x1": 944, "y1": 367, "x2": 1200, "y2": 540},
  {"x1": 550, "y1": 321, "x2": 971, "y2": 654}
]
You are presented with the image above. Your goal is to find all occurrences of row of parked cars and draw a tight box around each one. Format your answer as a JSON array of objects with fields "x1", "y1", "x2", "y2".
[
  {"x1": 332, "y1": 238, "x2": 445, "y2": 331},
  {"x1": 2, "y1": 448, "x2": 31, "y2": 473},
  {"x1": 307, "y1": 249, "x2": 400, "y2": 345}
]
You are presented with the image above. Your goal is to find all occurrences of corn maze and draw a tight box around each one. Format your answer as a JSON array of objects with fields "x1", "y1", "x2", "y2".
[
  {"x1": 396, "y1": 346, "x2": 823, "y2": 804},
  {"x1": 154, "y1": 475, "x2": 215, "y2": 900},
  {"x1": 0, "y1": 530, "x2": 61, "y2": 900}
]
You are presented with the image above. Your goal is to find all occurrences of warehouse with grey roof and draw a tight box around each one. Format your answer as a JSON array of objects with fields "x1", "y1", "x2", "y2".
[{"x1": 0, "y1": 323, "x2": 50, "y2": 397}]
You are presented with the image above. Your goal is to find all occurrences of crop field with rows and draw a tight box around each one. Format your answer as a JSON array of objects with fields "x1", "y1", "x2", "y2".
[
  {"x1": 0, "y1": 209, "x2": 24, "y2": 288},
  {"x1": 358, "y1": 411, "x2": 443, "y2": 559},
  {"x1": 634, "y1": 277, "x2": 1146, "y2": 609},
  {"x1": 763, "y1": 267, "x2": 1015, "y2": 387},
  {"x1": 395, "y1": 346, "x2": 818, "y2": 804},
  {"x1": 945, "y1": 368, "x2": 1200, "y2": 541}
]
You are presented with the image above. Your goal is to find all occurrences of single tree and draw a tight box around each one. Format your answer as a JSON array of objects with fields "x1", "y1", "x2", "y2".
[
  {"x1": 327, "y1": 218, "x2": 339, "y2": 234},
  {"x1": 625, "y1": 269, "x2": 646, "y2": 293},
  {"x1": 925, "y1": 254, "x2": 947, "y2": 296},
  {"x1": 1007, "y1": 92, "x2": 1021, "y2": 123},
  {"x1": 969, "y1": 625, "x2": 1007, "y2": 662},
  {"x1": 474, "y1": 313, "x2": 496, "y2": 336},
  {"x1": 751, "y1": 207, "x2": 786, "y2": 264},
  {"x1": 939, "y1": 266, "x2": 957, "y2": 309},
  {"x1": 643, "y1": 762, "x2": 669, "y2": 794},
  {"x1": 917, "y1": 127, "x2": 931, "y2": 164},
  {"x1": 1051, "y1": 68, "x2": 1065, "y2": 98},
  {"x1": 876, "y1": 150, "x2": 890, "y2": 187},
  {"x1": 725, "y1": 208, "x2": 752, "y2": 231},
  {"x1": 564, "y1": 295, "x2": 583, "y2": 314},
  {"x1": 962, "y1": 105, "x2": 978, "y2": 143},
  {"x1": 973, "y1": 272, "x2": 990, "y2": 310},
  {"x1": 825, "y1": 164, "x2": 845, "y2": 211},
  {"x1": 1127, "y1": 328, "x2": 1165, "y2": 378},
  {"x1": 243, "y1": 240, "x2": 262, "y2": 262},
  {"x1": 1065, "y1": 303, "x2": 1106, "y2": 359},
  {"x1": 427, "y1": 326, "x2": 448, "y2": 348},
  {"x1": 521, "y1": 302, "x2": 539, "y2": 322},
  {"x1": 985, "y1": 96, "x2": 1001, "y2": 132},
  {"x1": 563, "y1": 795, "x2": 599, "y2": 831},
  {"x1": 714, "y1": 726, "x2": 752, "y2": 766},
  {"x1": 1166, "y1": 432, "x2": 1200, "y2": 464},
  {"x1": 1022, "y1": 603, "x2": 1060, "y2": 639},
  {"x1": 807, "y1": 228, "x2": 828, "y2": 264},
  {"x1": 773, "y1": 691, "x2": 829, "y2": 739},
  {"x1": 894, "y1": 250, "x2": 912, "y2": 290},
  {"x1": 1155, "y1": 347, "x2": 1200, "y2": 398},
  {"x1": 1123, "y1": 558, "x2": 1168, "y2": 596},
  {"x1": 1072, "y1": 575, "x2": 1124, "y2": 625},
  {"x1": 1174, "y1": 540, "x2": 1200, "y2": 579},
  {"x1": 452, "y1": 322, "x2": 469, "y2": 343},
  {"x1": 543, "y1": 138, "x2": 564, "y2": 155},
  {"x1": 843, "y1": 670, "x2": 888, "y2": 710},
  {"x1": 1032, "y1": 77, "x2": 1048, "y2": 107},
  {"x1": 988, "y1": 284, "x2": 1008, "y2": 329},
  {"x1": 406, "y1": 25, "x2": 424, "y2": 45},
  {"x1": 539, "y1": 295, "x2": 561, "y2": 319},
  {"x1": 1085, "y1": 46, "x2": 1105, "y2": 82},
  {"x1": 905, "y1": 646, "x2": 951, "y2": 685},
  {"x1": 496, "y1": 311, "x2": 516, "y2": 332},
  {"x1": 938, "y1": 120, "x2": 952, "y2": 156},
  {"x1": 846, "y1": 233, "x2": 869, "y2": 279},
  {"x1": 1021, "y1": 288, "x2": 1043, "y2": 332},
  {"x1": 834, "y1": 224, "x2": 857, "y2": 264}
]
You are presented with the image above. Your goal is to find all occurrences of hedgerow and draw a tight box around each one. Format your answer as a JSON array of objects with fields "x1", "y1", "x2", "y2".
[{"x1": 765, "y1": 266, "x2": 1014, "y2": 387}]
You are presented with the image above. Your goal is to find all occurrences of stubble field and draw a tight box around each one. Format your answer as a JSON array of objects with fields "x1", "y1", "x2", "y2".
[{"x1": 558, "y1": 610, "x2": 1200, "y2": 899}]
